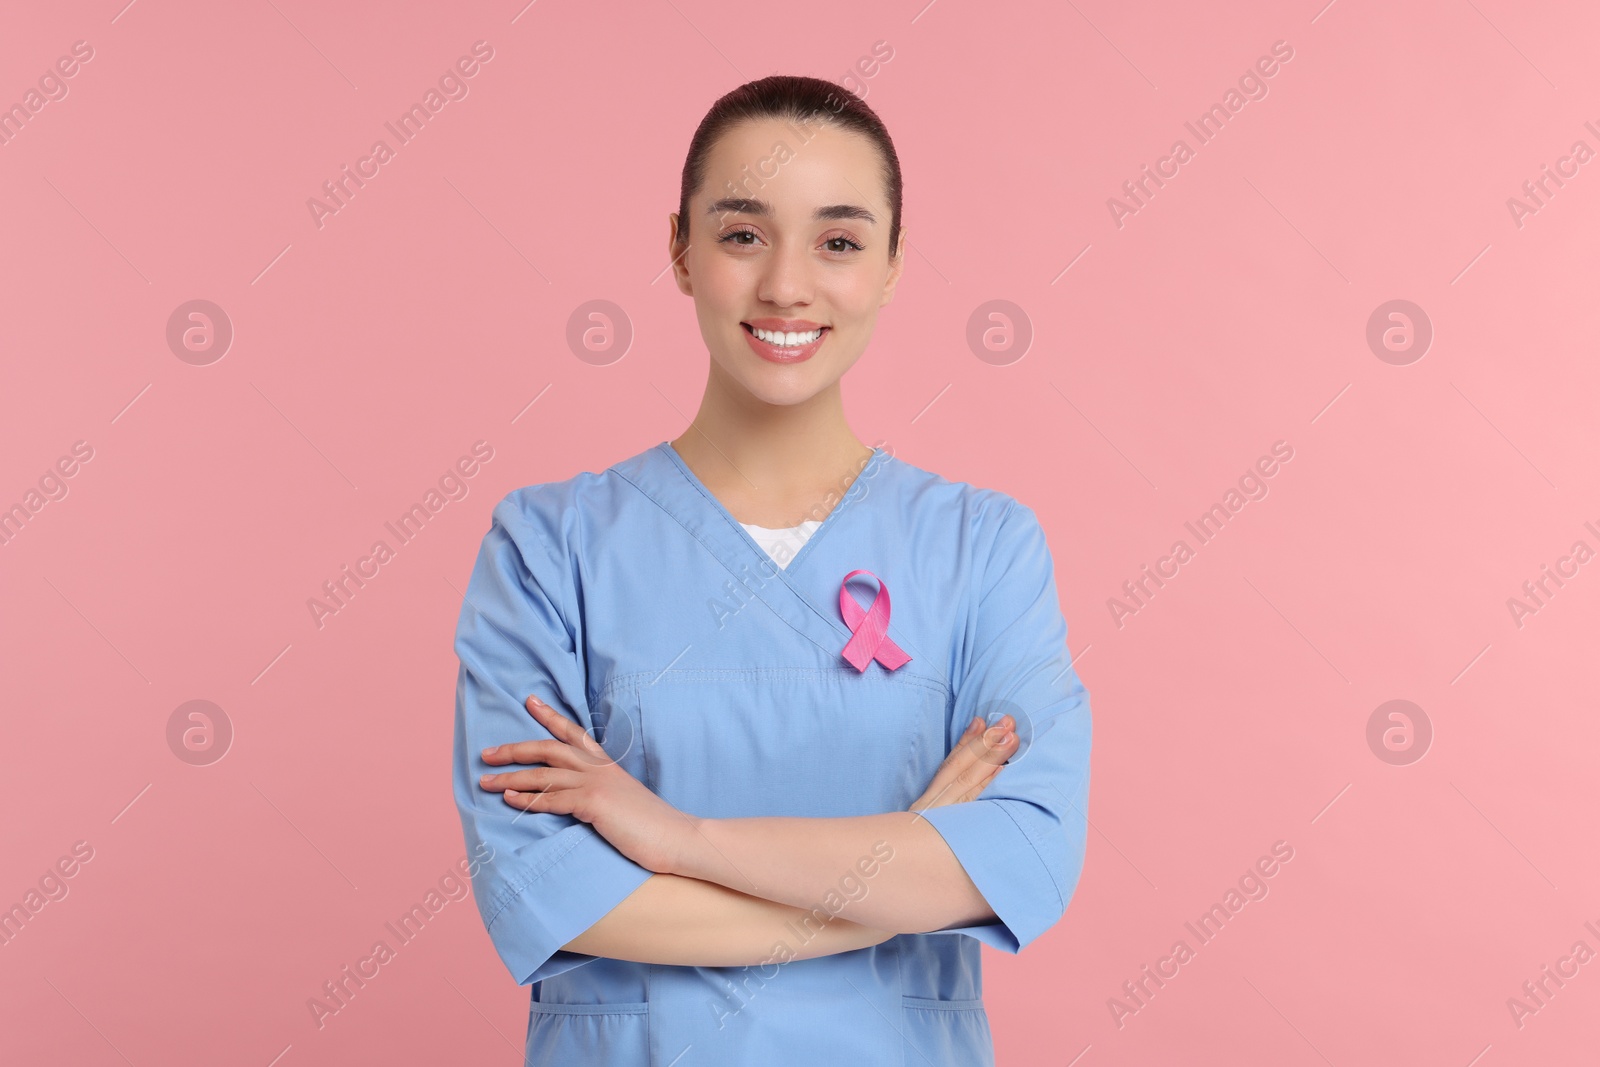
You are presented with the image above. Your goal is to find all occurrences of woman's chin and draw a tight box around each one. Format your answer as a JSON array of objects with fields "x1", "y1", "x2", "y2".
[
  {"x1": 705, "y1": 355, "x2": 831, "y2": 405},
  {"x1": 740, "y1": 376, "x2": 832, "y2": 407}
]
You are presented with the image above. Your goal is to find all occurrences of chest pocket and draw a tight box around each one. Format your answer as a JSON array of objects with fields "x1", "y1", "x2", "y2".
[{"x1": 631, "y1": 668, "x2": 949, "y2": 818}]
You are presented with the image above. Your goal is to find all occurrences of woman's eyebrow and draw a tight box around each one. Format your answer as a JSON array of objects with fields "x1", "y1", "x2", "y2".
[{"x1": 706, "y1": 197, "x2": 877, "y2": 224}]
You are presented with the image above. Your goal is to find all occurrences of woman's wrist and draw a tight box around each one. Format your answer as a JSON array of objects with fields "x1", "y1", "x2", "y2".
[{"x1": 669, "y1": 812, "x2": 716, "y2": 881}]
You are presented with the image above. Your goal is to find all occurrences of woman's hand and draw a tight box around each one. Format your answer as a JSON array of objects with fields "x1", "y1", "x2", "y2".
[
  {"x1": 908, "y1": 715, "x2": 1017, "y2": 812},
  {"x1": 478, "y1": 696, "x2": 699, "y2": 876}
]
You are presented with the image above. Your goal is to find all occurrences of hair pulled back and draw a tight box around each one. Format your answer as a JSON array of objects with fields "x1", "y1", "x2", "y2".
[{"x1": 675, "y1": 75, "x2": 903, "y2": 262}]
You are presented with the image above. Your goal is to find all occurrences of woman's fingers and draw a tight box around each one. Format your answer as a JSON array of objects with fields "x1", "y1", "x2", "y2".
[
  {"x1": 951, "y1": 716, "x2": 1016, "y2": 764},
  {"x1": 525, "y1": 696, "x2": 611, "y2": 762},
  {"x1": 479, "y1": 766, "x2": 584, "y2": 794},
  {"x1": 954, "y1": 721, "x2": 1017, "y2": 786},
  {"x1": 955, "y1": 757, "x2": 1006, "y2": 803},
  {"x1": 912, "y1": 723, "x2": 967, "y2": 801},
  {"x1": 503, "y1": 787, "x2": 580, "y2": 816},
  {"x1": 526, "y1": 695, "x2": 580, "y2": 741},
  {"x1": 481, "y1": 738, "x2": 584, "y2": 768},
  {"x1": 910, "y1": 716, "x2": 1018, "y2": 811},
  {"x1": 948, "y1": 717, "x2": 983, "y2": 758},
  {"x1": 947, "y1": 738, "x2": 1005, "y2": 804},
  {"x1": 973, "y1": 719, "x2": 1017, "y2": 767},
  {"x1": 930, "y1": 718, "x2": 984, "y2": 775}
]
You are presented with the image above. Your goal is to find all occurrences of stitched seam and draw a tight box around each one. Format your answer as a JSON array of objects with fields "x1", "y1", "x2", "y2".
[
  {"x1": 612, "y1": 466, "x2": 839, "y2": 657},
  {"x1": 902, "y1": 996, "x2": 986, "y2": 1011},
  {"x1": 614, "y1": 450, "x2": 916, "y2": 657},
  {"x1": 653, "y1": 441, "x2": 886, "y2": 578},
  {"x1": 597, "y1": 666, "x2": 952, "y2": 704},
  {"x1": 482, "y1": 826, "x2": 592, "y2": 930},
  {"x1": 530, "y1": 1002, "x2": 649, "y2": 1016},
  {"x1": 996, "y1": 801, "x2": 1065, "y2": 915}
]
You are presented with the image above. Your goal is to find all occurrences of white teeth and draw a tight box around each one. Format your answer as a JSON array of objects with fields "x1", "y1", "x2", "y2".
[{"x1": 752, "y1": 327, "x2": 823, "y2": 346}]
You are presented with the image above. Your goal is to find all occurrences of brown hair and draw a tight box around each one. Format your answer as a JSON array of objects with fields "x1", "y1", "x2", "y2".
[{"x1": 674, "y1": 75, "x2": 903, "y2": 262}]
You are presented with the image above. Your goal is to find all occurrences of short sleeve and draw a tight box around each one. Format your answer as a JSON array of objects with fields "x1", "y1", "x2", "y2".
[
  {"x1": 919, "y1": 500, "x2": 1092, "y2": 953},
  {"x1": 451, "y1": 490, "x2": 653, "y2": 985}
]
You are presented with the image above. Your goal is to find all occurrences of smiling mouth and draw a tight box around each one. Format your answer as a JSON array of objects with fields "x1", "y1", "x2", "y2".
[{"x1": 742, "y1": 322, "x2": 829, "y2": 347}]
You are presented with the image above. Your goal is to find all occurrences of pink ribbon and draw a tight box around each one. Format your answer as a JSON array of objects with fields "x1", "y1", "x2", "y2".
[{"x1": 838, "y1": 569, "x2": 911, "y2": 673}]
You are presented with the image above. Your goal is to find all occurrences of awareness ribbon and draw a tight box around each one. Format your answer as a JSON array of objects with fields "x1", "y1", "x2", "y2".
[{"x1": 838, "y1": 569, "x2": 911, "y2": 673}]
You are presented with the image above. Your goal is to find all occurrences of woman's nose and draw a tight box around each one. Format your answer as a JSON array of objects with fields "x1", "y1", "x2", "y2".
[{"x1": 756, "y1": 244, "x2": 815, "y2": 306}]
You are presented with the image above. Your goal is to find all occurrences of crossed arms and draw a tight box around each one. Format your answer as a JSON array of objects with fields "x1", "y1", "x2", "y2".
[
  {"x1": 453, "y1": 494, "x2": 1091, "y2": 984},
  {"x1": 476, "y1": 696, "x2": 1020, "y2": 968}
]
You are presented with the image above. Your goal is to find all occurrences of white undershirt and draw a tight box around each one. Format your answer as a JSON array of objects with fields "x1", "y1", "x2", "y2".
[{"x1": 740, "y1": 520, "x2": 822, "y2": 569}]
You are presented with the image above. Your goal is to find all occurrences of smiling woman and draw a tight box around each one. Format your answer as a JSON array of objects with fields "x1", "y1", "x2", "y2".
[
  {"x1": 665, "y1": 84, "x2": 905, "y2": 433},
  {"x1": 451, "y1": 75, "x2": 1092, "y2": 1067}
]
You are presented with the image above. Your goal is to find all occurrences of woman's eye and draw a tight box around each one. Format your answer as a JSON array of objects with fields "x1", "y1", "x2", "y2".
[{"x1": 716, "y1": 230, "x2": 864, "y2": 253}]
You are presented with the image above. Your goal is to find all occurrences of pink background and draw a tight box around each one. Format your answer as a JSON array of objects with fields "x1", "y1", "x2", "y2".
[{"x1": 3, "y1": 1, "x2": 1598, "y2": 1063}]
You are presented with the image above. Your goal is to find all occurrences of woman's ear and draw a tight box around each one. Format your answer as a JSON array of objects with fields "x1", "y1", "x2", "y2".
[
  {"x1": 880, "y1": 225, "x2": 907, "y2": 307},
  {"x1": 666, "y1": 212, "x2": 693, "y2": 295}
]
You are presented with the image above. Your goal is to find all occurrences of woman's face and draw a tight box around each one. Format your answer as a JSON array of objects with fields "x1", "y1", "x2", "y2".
[{"x1": 669, "y1": 117, "x2": 905, "y2": 407}]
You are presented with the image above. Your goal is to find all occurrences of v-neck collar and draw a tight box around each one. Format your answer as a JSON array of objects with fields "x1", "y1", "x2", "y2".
[
  {"x1": 612, "y1": 440, "x2": 891, "y2": 662},
  {"x1": 652, "y1": 439, "x2": 886, "y2": 578}
]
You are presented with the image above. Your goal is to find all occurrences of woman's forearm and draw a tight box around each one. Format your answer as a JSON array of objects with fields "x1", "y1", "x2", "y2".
[
  {"x1": 563, "y1": 873, "x2": 895, "y2": 967},
  {"x1": 672, "y1": 811, "x2": 998, "y2": 934}
]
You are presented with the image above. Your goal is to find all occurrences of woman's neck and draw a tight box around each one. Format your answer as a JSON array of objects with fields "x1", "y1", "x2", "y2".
[{"x1": 668, "y1": 388, "x2": 883, "y2": 531}]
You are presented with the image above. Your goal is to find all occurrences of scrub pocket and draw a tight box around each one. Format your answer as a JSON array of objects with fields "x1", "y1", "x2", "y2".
[
  {"x1": 525, "y1": 1000, "x2": 648, "y2": 1064},
  {"x1": 636, "y1": 667, "x2": 950, "y2": 818},
  {"x1": 902, "y1": 995, "x2": 995, "y2": 1067}
]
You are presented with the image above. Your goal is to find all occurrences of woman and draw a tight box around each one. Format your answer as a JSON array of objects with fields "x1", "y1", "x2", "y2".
[{"x1": 452, "y1": 75, "x2": 1092, "y2": 1065}]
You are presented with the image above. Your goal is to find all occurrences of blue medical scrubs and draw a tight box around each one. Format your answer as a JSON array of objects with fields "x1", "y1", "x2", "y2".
[{"x1": 451, "y1": 441, "x2": 1092, "y2": 1066}]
